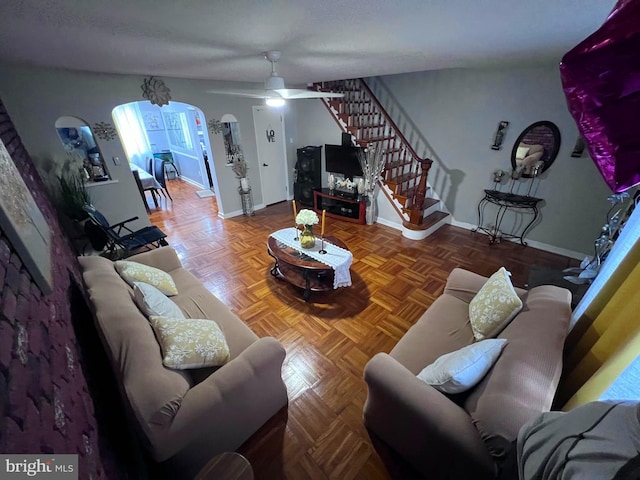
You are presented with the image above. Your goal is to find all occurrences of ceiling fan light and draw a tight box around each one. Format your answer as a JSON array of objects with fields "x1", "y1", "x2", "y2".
[{"x1": 266, "y1": 97, "x2": 285, "y2": 107}]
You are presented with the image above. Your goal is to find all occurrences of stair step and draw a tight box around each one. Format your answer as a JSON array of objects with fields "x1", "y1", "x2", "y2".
[
  {"x1": 339, "y1": 112, "x2": 379, "y2": 119},
  {"x1": 403, "y1": 211, "x2": 450, "y2": 231},
  {"x1": 394, "y1": 187, "x2": 436, "y2": 207},
  {"x1": 386, "y1": 171, "x2": 420, "y2": 189},
  {"x1": 346, "y1": 124, "x2": 387, "y2": 135},
  {"x1": 422, "y1": 211, "x2": 449, "y2": 228},
  {"x1": 386, "y1": 159, "x2": 413, "y2": 170},
  {"x1": 356, "y1": 136, "x2": 394, "y2": 146}
]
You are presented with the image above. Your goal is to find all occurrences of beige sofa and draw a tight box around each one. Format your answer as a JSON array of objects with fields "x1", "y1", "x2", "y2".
[
  {"x1": 363, "y1": 268, "x2": 572, "y2": 479},
  {"x1": 78, "y1": 247, "x2": 288, "y2": 478}
]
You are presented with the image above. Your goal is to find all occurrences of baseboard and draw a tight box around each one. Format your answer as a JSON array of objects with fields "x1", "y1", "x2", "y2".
[
  {"x1": 218, "y1": 203, "x2": 265, "y2": 219},
  {"x1": 451, "y1": 219, "x2": 589, "y2": 260}
]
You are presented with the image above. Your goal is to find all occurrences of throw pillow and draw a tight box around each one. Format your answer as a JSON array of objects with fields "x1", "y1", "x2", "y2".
[
  {"x1": 150, "y1": 316, "x2": 230, "y2": 369},
  {"x1": 115, "y1": 260, "x2": 178, "y2": 296},
  {"x1": 469, "y1": 267, "x2": 523, "y2": 340},
  {"x1": 417, "y1": 339, "x2": 507, "y2": 394},
  {"x1": 133, "y1": 282, "x2": 185, "y2": 319}
]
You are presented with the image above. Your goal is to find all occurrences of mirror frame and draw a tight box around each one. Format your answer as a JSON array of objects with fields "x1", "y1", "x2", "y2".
[{"x1": 510, "y1": 121, "x2": 561, "y2": 178}]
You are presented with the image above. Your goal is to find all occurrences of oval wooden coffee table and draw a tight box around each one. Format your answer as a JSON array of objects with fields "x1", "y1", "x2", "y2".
[{"x1": 267, "y1": 234, "x2": 349, "y2": 301}]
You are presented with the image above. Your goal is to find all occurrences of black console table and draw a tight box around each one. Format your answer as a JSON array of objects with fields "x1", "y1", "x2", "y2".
[{"x1": 473, "y1": 189, "x2": 542, "y2": 245}]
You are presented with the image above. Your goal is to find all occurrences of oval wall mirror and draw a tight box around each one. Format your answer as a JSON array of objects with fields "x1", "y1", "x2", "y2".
[{"x1": 510, "y1": 121, "x2": 561, "y2": 178}]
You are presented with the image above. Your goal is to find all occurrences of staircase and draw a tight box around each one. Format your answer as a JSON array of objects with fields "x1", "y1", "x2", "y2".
[{"x1": 314, "y1": 79, "x2": 449, "y2": 237}]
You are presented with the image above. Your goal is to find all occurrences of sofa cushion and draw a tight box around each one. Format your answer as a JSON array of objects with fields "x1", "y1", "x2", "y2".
[
  {"x1": 150, "y1": 316, "x2": 230, "y2": 369},
  {"x1": 417, "y1": 339, "x2": 507, "y2": 394},
  {"x1": 469, "y1": 267, "x2": 522, "y2": 340},
  {"x1": 390, "y1": 293, "x2": 476, "y2": 374},
  {"x1": 464, "y1": 285, "x2": 571, "y2": 458},
  {"x1": 134, "y1": 282, "x2": 185, "y2": 319},
  {"x1": 115, "y1": 260, "x2": 179, "y2": 296},
  {"x1": 168, "y1": 269, "x2": 259, "y2": 359}
]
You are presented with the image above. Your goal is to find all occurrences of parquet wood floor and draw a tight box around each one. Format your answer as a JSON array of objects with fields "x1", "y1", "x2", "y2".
[{"x1": 148, "y1": 180, "x2": 577, "y2": 479}]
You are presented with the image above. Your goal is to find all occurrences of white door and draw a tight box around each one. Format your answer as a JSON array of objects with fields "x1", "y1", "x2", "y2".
[{"x1": 253, "y1": 106, "x2": 288, "y2": 205}]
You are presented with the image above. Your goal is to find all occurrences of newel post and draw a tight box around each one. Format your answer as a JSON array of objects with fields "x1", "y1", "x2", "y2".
[{"x1": 408, "y1": 159, "x2": 433, "y2": 225}]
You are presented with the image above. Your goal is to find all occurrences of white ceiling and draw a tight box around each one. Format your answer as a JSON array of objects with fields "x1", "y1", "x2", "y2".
[{"x1": 0, "y1": 0, "x2": 615, "y2": 87}]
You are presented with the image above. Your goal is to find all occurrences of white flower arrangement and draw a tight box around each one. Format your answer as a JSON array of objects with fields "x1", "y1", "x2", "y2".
[{"x1": 295, "y1": 209, "x2": 319, "y2": 226}]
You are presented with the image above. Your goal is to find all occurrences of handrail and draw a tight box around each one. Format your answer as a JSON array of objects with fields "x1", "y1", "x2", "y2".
[{"x1": 356, "y1": 79, "x2": 430, "y2": 165}]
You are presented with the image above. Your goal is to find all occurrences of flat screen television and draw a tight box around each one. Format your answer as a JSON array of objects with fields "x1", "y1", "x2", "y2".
[{"x1": 325, "y1": 144, "x2": 364, "y2": 179}]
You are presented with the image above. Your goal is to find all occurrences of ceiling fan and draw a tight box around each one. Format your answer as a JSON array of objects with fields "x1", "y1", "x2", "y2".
[{"x1": 207, "y1": 50, "x2": 344, "y2": 106}]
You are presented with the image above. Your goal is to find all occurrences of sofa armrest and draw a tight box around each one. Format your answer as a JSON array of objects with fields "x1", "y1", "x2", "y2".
[
  {"x1": 150, "y1": 337, "x2": 287, "y2": 467},
  {"x1": 127, "y1": 246, "x2": 183, "y2": 272},
  {"x1": 363, "y1": 353, "x2": 495, "y2": 479}
]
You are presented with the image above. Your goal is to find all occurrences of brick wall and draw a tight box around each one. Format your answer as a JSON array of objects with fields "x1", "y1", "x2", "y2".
[{"x1": 0, "y1": 99, "x2": 123, "y2": 478}]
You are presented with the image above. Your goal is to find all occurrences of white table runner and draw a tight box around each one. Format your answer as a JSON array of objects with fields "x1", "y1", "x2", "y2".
[{"x1": 270, "y1": 227, "x2": 353, "y2": 289}]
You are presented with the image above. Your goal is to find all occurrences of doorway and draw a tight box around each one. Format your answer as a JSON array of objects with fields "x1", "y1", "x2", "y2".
[
  {"x1": 253, "y1": 106, "x2": 288, "y2": 206},
  {"x1": 112, "y1": 101, "x2": 217, "y2": 193}
]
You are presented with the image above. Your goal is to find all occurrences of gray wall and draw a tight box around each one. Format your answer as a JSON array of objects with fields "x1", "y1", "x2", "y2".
[
  {"x1": 295, "y1": 64, "x2": 611, "y2": 256},
  {"x1": 0, "y1": 63, "x2": 292, "y2": 228},
  {"x1": 0, "y1": 60, "x2": 611, "y2": 255}
]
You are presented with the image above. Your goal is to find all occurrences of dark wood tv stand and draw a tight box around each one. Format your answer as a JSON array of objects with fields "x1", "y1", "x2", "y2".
[{"x1": 313, "y1": 188, "x2": 367, "y2": 224}]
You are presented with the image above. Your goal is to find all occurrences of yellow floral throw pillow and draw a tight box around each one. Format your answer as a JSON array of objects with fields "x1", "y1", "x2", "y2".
[
  {"x1": 469, "y1": 267, "x2": 523, "y2": 340},
  {"x1": 115, "y1": 260, "x2": 178, "y2": 296},
  {"x1": 150, "y1": 316, "x2": 230, "y2": 369}
]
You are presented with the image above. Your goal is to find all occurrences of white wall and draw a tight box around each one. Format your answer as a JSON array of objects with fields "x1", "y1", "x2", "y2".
[
  {"x1": 0, "y1": 63, "x2": 291, "y2": 227},
  {"x1": 295, "y1": 64, "x2": 612, "y2": 255}
]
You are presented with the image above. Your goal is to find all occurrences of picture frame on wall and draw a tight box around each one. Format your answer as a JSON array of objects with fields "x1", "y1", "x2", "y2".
[{"x1": 0, "y1": 138, "x2": 53, "y2": 294}]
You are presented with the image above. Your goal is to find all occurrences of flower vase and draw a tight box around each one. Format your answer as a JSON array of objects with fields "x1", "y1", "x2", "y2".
[
  {"x1": 299, "y1": 225, "x2": 316, "y2": 249},
  {"x1": 240, "y1": 177, "x2": 250, "y2": 192},
  {"x1": 365, "y1": 197, "x2": 377, "y2": 225}
]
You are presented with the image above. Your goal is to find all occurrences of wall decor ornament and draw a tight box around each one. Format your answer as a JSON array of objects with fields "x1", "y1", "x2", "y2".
[
  {"x1": 93, "y1": 122, "x2": 117, "y2": 141},
  {"x1": 491, "y1": 121, "x2": 509, "y2": 150},
  {"x1": 207, "y1": 118, "x2": 223, "y2": 135},
  {"x1": 141, "y1": 76, "x2": 172, "y2": 107}
]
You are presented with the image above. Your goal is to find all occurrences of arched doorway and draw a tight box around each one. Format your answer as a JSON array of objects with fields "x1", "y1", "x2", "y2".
[{"x1": 112, "y1": 100, "x2": 218, "y2": 197}]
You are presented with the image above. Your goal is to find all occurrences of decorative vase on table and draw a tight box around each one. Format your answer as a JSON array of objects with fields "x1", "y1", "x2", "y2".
[
  {"x1": 295, "y1": 208, "x2": 319, "y2": 249},
  {"x1": 300, "y1": 225, "x2": 316, "y2": 249}
]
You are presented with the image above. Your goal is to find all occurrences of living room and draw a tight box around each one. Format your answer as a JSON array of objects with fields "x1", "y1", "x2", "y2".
[{"x1": 2, "y1": 0, "x2": 639, "y2": 478}]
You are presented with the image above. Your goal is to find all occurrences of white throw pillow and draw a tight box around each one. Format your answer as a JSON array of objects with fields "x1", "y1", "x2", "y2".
[
  {"x1": 133, "y1": 282, "x2": 185, "y2": 319},
  {"x1": 115, "y1": 260, "x2": 178, "y2": 296},
  {"x1": 468, "y1": 267, "x2": 523, "y2": 340},
  {"x1": 150, "y1": 316, "x2": 230, "y2": 369},
  {"x1": 417, "y1": 339, "x2": 507, "y2": 394}
]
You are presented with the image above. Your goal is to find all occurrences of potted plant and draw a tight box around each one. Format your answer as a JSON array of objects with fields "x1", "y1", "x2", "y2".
[
  {"x1": 56, "y1": 171, "x2": 108, "y2": 251},
  {"x1": 57, "y1": 171, "x2": 90, "y2": 221},
  {"x1": 231, "y1": 157, "x2": 250, "y2": 192}
]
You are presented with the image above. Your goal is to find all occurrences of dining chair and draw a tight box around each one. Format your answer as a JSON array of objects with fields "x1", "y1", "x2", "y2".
[
  {"x1": 153, "y1": 156, "x2": 173, "y2": 201},
  {"x1": 132, "y1": 169, "x2": 151, "y2": 214}
]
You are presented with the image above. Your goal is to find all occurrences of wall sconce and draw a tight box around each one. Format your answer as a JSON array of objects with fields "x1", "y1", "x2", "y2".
[
  {"x1": 491, "y1": 121, "x2": 509, "y2": 150},
  {"x1": 571, "y1": 136, "x2": 586, "y2": 157}
]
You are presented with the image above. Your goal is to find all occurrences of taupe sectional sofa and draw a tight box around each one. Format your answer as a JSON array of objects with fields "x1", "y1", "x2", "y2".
[
  {"x1": 78, "y1": 247, "x2": 288, "y2": 478},
  {"x1": 363, "y1": 267, "x2": 572, "y2": 479}
]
